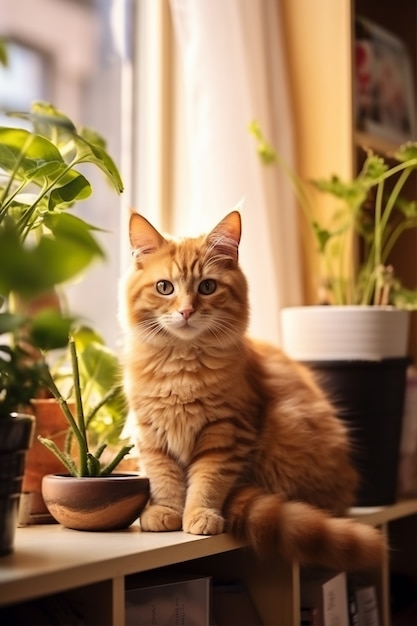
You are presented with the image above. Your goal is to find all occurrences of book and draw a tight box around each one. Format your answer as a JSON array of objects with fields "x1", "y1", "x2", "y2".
[
  {"x1": 125, "y1": 575, "x2": 211, "y2": 626},
  {"x1": 347, "y1": 582, "x2": 360, "y2": 626},
  {"x1": 355, "y1": 17, "x2": 415, "y2": 144},
  {"x1": 211, "y1": 581, "x2": 262, "y2": 625},
  {"x1": 355, "y1": 585, "x2": 379, "y2": 626},
  {"x1": 301, "y1": 570, "x2": 349, "y2": 626}
]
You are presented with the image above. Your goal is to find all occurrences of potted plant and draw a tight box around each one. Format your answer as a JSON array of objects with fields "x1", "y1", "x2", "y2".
[
  {"x1": 20, "y1": 324, "x2": 138, "y2": 524},
  {"x1": 249, "y1": 121, "x2": 417, "y2": 505},
  {"x1": 0, "y1": 100, "x2": 143, "y2": 546},
  {"x1": 39, "y1": 333, "x2": 149, "y2": 532}
]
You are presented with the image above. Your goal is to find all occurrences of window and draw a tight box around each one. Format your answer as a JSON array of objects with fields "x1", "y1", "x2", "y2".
[
  {"x1": 0, "y1": 0, "x2": 134, "y2": 350},
  {"x1": 0, "y1": 41, "x2": 48, "y2": 124}
]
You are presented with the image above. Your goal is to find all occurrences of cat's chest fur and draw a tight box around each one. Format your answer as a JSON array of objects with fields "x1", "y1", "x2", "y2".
[{"x1": 127, "y1": 343, "x2": 246, "y2": 465}]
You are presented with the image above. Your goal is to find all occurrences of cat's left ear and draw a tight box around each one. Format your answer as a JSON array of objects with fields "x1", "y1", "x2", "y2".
[
  {"x1": 208, "y1": 211, "x2": 241, "y2": 262},
  {"x1": 129, "y1": 212, "x2": 166, "y2": 256}
]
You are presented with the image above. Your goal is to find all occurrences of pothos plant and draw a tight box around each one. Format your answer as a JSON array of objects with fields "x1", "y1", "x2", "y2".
[
  {"x1": 0, "y1": 100, "x2": 133, "y2": 474},
  {"x1": 249, "y1": 121, "x2": 417, "y2": 308}
]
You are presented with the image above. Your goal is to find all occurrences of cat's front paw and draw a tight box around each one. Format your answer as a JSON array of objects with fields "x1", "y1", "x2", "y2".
[
  {"x1": 140, "y1": 505, "x2": 182, "y2": 531},
  {"x1": 183, "y1": 508, "x2": 225, "y2": 535}
]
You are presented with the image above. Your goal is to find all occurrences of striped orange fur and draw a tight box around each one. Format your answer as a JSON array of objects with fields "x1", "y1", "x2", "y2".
[{"x1": 119, "y1": 211, "x2": 386, "y2": 570}]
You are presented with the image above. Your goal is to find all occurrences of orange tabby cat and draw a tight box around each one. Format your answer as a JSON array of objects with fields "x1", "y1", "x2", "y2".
[{"x1": 119, "y1": 210, "x2": 385, "y2": 570}]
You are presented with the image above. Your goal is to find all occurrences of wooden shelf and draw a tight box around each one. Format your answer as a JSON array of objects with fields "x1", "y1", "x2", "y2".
[
  {"x1": 350, "y1": 498, "x2": 417, "y2": 525},
  {"x1": 1, "y1": 499, "x2": 417, "y2": 626},
  {"x1": 354, "y1": 130, "x2": 404, "y2": 156},
  {"x1": 0, "y1": 526, "x2": 245, "y2": 606}
]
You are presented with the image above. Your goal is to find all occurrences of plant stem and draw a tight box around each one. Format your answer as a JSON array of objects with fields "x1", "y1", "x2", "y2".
[
  {"x1": 0, "y1": 179, "x2": 27, "y2": 219},
  {"x1": 379, "y1": 168, "x2": 411, "y2": 246},
  {"x1": 374, "y1": 179, "x2": 384, "y2": 274},
  {"x1": 37, "y1": 436, "x2": 78, "y2": 475},
  {"x1": 18, "y1": 157, "x2": 82, "y2": 240},
  {"x1": 40, "y1": 356, "x2": 89, "y2": 476},
  {"x1": 382, "y1": 218, "x2": 417, "y2": 263},
  {"x1": 100, "y1": 444, "x2": 134, "y2": 476},
  {"x1": 69, "y1": 338, "x2": 89, "y2": 474}
]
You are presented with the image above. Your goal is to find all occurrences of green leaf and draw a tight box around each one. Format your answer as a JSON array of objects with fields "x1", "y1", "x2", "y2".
[
  {"x1": 394, "y1": 196, "x2": 417, "y2": 219},
  {"x1": 78, "y1": 126, "x2": 107, "y2": 151},
  {"x1": 0, "y1": 220, "x2": 103, "y2": 297},
  {"x1": 248, "y1": 120, "x2": 277, "y2": 165},
  {"x1": 71, "y1": 326, "x2": 128, "y2": 445},
  {"x1": 6, "y1": 103, "x2": 123, "y2": 194},
  {"x1": 44, "y1": 212, "x2": 105, "y2": 256},
  {"x1": 37, "y1": 436, "x2": 78, "y2": 475},
  {"x1": 391, "y1": 283, "x2": 417, "y2": 310},
  {"x1": 48, "y1": 173, "x2": 92, "y2": 209},
  {"x1": 78, "y1": 343, "x2": 120, "y2": 388},
  {"x1": 312, "y1": 175, "x2": 367, "y2": 207},
  {"x1": 86, "y1": 452, "x2": 102, "y2": 476},
  {"x1": 0, "y1": 128, "x2": 64, "y2": 180},
  {"x1": 360, "y1": 153, "x2": 388, "y2": 183},
  {"x1": 7, "y1": 102, "x2": 78, "y2": 155},
  {"x1": 312, "y1": 222, "x2": 333, "y2": 252},
  {"x1": 0, "y1": 311, "x2": 26, "y2": 335},
  {"x1": 26, "y1": 161, "x2": 64, "y2": 179},
  {"x1": 72, "y1": 325, "x2": 105, "y2": 348},
  {"x1": 73, "y1": 134, "x2": 124, "y2": 194},
  {"x1": 31, "y1": 101, "x2": 77, "y2": 133},
  {"x1": 0, "y1": 39, "x2": 8, "y2": 66},
  {"x1": 394, "y1": 142, "x2": 417, "y2": 163},
  {"x1": 29, "y1": 309, "x2": 74, "y2": 351}
]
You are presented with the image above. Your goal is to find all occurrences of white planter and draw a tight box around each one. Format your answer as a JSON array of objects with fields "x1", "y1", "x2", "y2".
[
  {"x1": 280, "y1": 305, "x2": 410, "y2": 361},
  {"x1": 280, "y1": 305, "x2": 411, "y2": 505}
]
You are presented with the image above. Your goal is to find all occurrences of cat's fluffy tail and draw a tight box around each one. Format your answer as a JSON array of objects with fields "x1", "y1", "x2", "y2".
[{"x1": 225, "y1": 487, "x2": 386, "y2": 570}]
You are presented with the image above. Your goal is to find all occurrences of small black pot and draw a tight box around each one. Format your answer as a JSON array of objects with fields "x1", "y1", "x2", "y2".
[
  {"x1": 308, "y1": 358, "x2": 409, "y2": 507},
  {"x1": 0, "y1": 413, "x2": 35, "y2": 556}
]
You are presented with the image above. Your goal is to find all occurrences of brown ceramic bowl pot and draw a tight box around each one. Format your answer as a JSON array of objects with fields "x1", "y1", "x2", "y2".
[{"x1": 42, "y1": 473, "x2": 150, "y2": 531}]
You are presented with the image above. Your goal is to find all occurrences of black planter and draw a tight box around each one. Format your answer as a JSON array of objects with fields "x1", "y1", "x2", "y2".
[
  {"x1": 0, "y1": 413, "x2": 35, "y2": 556},
  {"x1": 308, "y1": 358, "x2": 409, "y2": 507}
]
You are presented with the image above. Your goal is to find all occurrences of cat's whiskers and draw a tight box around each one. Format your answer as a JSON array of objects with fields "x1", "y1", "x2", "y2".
[
  {"x1": 136, "y1": 318, "x2": 170, "y2": 343},
  {"x1": 203, "y1": 316, "x2": 242, "y2": 345}
]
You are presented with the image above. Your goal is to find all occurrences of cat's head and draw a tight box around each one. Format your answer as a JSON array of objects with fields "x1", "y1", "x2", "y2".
[{"x1": 120, "y1": 211, "x2": 249, "y2": 347}]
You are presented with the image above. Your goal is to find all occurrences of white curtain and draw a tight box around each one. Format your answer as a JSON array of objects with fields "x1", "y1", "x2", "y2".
[
  {"x1": 132, "y1": 0, "x2": 303, "y2": 344},
  {"x1": 168, "y1": 0, "x2": 302, "y2": 344}
]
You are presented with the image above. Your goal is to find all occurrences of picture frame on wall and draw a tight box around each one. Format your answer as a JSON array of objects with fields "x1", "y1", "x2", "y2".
[{"x1": 355, "y1": 17, "x2": 415, "y2": 144}]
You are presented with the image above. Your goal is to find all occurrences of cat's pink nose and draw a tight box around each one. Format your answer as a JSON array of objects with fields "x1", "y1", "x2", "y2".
[{"x1": 180, "y1": 307, "x2": 194, "y2": 320}]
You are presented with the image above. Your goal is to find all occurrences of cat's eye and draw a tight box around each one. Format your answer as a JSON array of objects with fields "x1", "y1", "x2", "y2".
[
  {"x1": 156, "y1": 280, "x2": 174, "y2": 295},
  {"x1": 198, "y1": 279, "x2": 217, "y2": 295}
]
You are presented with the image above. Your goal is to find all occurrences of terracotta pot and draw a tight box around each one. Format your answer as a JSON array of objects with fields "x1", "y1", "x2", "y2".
[
  {"x1": 42, "y1": 473, "x2": 150, "y2": 531},
  {"x1": 0, "y1": 413, "x2": 35, "y2": 555},
  {"x1": 21, "y1": 399, "x2": 70, "y2": 522}
]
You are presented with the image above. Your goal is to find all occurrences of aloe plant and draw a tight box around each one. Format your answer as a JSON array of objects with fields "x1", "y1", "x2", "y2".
[
  {"x1": 249, "y1": 121, "x2": 417, "y2": 308},
  {"x1": 51, "y1": 326, "x2": 130, "y2": 448},
  {"x1": 38, "y1": 330, "x2": 133, "y2": 478}
]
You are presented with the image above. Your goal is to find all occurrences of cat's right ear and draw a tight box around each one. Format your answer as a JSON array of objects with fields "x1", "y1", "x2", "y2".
[
  {"x1": 207, "y1": 211, "x2": 242, "y2": 262},
  {"x1": 129, "y1": 212, "x2": 166, "y2": 257}
]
